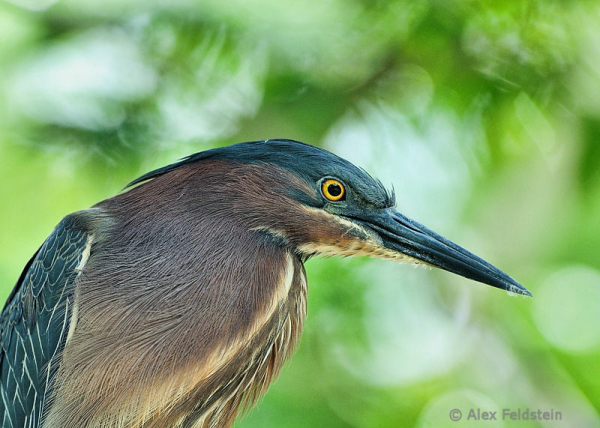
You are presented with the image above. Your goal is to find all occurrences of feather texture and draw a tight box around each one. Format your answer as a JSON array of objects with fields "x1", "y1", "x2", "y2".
[
  {"x1": 0, "y1": 211, "x2": 99, "y2": 427},
  {"x1": 44, "y1": 162, "x2": 310, "y2": 427}
]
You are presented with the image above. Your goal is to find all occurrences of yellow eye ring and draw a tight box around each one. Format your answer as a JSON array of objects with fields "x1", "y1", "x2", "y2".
[{"x1": 321, "y1": 179, "x2": 345, "y2": 201}]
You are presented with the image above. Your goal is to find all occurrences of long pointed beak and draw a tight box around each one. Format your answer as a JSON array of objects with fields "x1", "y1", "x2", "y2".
[{"x1": 347, "y1": 208, "x2": 532, "y2": 296}]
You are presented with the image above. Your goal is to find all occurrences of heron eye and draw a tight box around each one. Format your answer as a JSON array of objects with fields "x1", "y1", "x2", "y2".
[{"x1": 321, "y1": 179, "x2": 345, "y2": 201}]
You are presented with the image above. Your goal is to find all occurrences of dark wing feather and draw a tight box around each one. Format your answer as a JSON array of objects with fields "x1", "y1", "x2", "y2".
[{"x1": 0, "y1": 215, "x2": 91, "y2": 428}]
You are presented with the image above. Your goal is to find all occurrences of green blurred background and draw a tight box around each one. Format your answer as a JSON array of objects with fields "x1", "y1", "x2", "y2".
[{"x1": 1, "y1": 0, "x2": 599, "y2": 426}]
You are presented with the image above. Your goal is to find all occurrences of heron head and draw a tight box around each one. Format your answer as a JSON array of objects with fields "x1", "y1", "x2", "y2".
[{"x1": 127, "y1": 139, "x2": 531, "y2": 296}]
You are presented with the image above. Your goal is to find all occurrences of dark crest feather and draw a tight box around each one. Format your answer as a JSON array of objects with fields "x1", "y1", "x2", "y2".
[{"x1": 124, "y1": 139, "x2": 395, "y2": 208}]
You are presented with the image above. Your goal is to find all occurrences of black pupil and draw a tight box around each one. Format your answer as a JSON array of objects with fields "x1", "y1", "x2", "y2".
[{"x1": 328, "y1": 183, "x2": 342, "y2": 197}]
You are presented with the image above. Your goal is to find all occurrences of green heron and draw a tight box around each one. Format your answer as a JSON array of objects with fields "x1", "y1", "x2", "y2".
[{"x1": 0, "y1": 140, "x2": 530, "y2": 427}]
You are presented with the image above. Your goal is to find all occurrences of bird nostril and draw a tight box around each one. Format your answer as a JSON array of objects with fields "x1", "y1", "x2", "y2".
[{"x1": 392, "y1": 215, "x2": 424, "y2": 235}]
